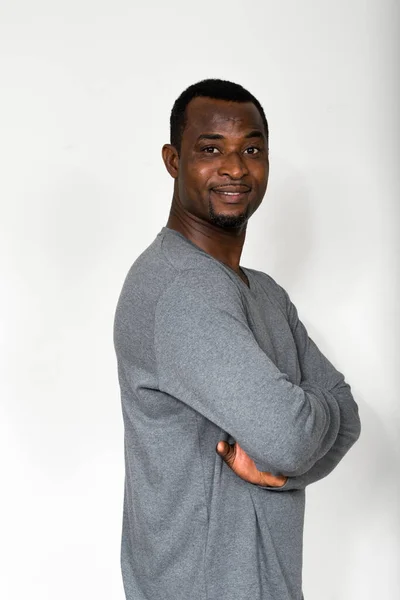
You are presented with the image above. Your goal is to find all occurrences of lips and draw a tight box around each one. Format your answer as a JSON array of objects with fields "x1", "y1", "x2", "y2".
[
  {"x1": 212, "y1": 185, "x2": 250, "y2": 193},
  {"x1": 211, "y1": 185, "x2": 250, "y2": 203}
]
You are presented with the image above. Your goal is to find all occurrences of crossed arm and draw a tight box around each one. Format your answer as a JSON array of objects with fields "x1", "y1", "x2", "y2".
[
  {"x1": 154, "y1": 267, "x2": 361, "y2": 491},
  {"x1": 257, "y1": 284, "x2": 361, "y2": 491}
]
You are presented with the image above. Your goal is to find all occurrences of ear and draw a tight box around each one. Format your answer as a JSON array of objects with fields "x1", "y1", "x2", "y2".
[{"x1": 162, "y1": 144, "x2": 179, "y2": 179}]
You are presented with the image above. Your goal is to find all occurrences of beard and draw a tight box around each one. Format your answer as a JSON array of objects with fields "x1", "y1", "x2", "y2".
[{"x1": 208, "y1": 198, "x2": 251, "y2": 229}]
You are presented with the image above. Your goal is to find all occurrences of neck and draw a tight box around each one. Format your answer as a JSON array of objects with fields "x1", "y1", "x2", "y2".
[{"x1": 166, "y1": 194, "x2": 247, "y2": 274}]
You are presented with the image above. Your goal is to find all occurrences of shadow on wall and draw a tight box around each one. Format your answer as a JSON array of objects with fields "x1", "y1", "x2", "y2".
[
  {"x1": 250, "y1": 164, "x2": 315, "y2": 286},
  {"x1": 252, "y1": 159, "x2": 370, "y2": 291},
  {"x1": 304, "y1": 393, "x2": 398, "y2": 598}
]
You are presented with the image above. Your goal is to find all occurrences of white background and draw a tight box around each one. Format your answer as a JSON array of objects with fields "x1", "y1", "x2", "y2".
[{"x1": 1, "y1": 1, "x2": 399, "y2": 598}]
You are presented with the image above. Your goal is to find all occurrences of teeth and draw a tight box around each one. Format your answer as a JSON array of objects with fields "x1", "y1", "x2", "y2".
[{"x1": 216, "y1": 191, "x2": 242, "y2": 195}]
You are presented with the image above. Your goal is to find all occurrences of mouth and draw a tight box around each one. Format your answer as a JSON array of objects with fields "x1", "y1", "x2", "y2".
[{"x1": 211, "y1": 185, "x2": 251, "y2": 203}]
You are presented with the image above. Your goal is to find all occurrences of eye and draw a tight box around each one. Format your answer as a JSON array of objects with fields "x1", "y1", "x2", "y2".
[
  {"x1": 244, "y1": 146, "x2": 261, "y2": 155},
  {"x1": 201, "y1": 146, "x2": 220, "y2": 154}
]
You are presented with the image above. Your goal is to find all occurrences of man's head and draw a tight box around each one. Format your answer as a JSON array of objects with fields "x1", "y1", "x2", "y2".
[
  {"x1": 162, "y1": 78, "x2": 270, "y2": 230},
  {"x1": 169, "y1": 79, "x2": 269, "y2": 155}
]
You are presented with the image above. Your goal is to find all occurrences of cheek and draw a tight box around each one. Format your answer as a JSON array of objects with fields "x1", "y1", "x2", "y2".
[
  {"x1": 188, "y1": 163, "x2": 214, "y2": 190},
  {"x1": 179, "y1": 161, "x2": 212, "y2": 198},
  {"x1": 253, "y1": 164, "x2": 269, "y2": 189}
]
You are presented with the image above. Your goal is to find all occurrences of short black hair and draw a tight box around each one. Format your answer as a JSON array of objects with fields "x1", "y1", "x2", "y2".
[{"x1": 170, "y1": 78, "x2": 269, "y2": 154}]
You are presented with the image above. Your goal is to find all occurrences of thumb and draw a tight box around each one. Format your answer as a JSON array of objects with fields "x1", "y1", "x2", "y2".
[{"x1": 216, "y1": 441, "x2": 236, "y2": 466}]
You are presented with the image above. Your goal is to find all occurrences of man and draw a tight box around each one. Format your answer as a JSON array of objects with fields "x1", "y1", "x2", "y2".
[{"x1": 113, "y1": 78, "x2": 361, "y2": 600}]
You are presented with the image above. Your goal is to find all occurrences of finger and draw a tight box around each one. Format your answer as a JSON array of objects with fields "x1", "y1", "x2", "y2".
[
  {"x1": 260, "y1": 473, "x2": 288, "y2": 487},
  {"x1": 216, "y1": 441, "x2": 236, "y2": 466}
]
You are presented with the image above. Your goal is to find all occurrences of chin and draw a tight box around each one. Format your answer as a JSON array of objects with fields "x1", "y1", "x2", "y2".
[
  {"x1": 209, "y1": 198, "x2": 248, "y2": 227},
  {"x1": 209, "y1": 212, "x2": 249, "y2": 229}
]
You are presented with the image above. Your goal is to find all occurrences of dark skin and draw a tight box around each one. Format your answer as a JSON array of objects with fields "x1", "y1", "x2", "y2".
[{"x1": 162, "y1": 97, "x2": 287, "y2": 488}]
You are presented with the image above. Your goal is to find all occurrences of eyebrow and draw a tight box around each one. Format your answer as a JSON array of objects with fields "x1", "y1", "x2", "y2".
[{"x1": 196, "y1": 130, "x2": 264, "y2": 142}]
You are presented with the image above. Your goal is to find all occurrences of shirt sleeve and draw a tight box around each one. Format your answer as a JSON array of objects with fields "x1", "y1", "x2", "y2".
[
  {"x1": 257, "y1": 279, "x2": 361, "y2": 491},
  {"x1": 154, "y1": 267, "x2": 341, "y2": 476}
]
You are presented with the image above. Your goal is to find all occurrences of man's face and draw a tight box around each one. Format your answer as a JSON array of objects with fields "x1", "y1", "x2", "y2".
[{"x1": 176, "y1": 97, "x2": 269, "y2": 230}]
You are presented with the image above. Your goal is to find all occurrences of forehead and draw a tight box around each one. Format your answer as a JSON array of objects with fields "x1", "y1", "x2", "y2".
[{"x1": 183, "y1": 97, "x2": 265, "y2": 139}]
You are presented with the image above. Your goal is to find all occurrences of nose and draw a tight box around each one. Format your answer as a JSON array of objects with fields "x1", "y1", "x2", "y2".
[{"x1": 217, "y1": 151, "x2": 249, "y2": 179}]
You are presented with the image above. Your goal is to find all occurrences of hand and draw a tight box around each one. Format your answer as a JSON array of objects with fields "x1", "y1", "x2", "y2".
[{"x1": 216, "y1": 440, "x2": 288, "y2": 488}]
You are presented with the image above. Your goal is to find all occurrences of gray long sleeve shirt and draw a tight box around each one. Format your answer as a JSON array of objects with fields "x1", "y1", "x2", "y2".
[{"x1": 113, "y1": 226, "x2": 361, "y2": 600}]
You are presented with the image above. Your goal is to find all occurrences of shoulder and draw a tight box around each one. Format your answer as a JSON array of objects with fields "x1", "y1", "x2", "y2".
[{"x1": 155, "y1": 263, "x2": 247, "y2": 322}]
